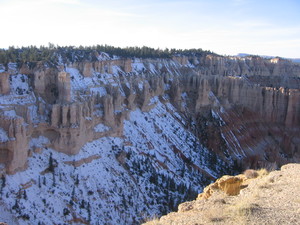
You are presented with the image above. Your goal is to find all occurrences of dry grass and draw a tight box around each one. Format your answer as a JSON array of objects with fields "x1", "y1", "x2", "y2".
[
  {"x1": 257, "y1": 168, "x2": 269, "y2": 177},
  {"x1": 258, "y1": 183, "x2": 271, "y2": 189},
  {"x1": 228, "y1": 198, "x2": 261, "y2": 225},
  {"x1": 143, "y1": 215, "x2": 161, "y2": 225},
  {"x1": 202, "y1": 198, "x2": 227, "y2": 223},
  {"x1": 205, "y1": 208, "x2": 226, "y2": 223}
]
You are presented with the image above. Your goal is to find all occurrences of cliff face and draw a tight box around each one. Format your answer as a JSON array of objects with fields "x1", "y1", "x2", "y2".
[
  {"x1": 190, "y1": 54, "x2": 300, "y2": 77},
  {"x1": 0, "y1": 52, "x2": 299, "y2": 224},
  {"x1": 167, "y1": 74, "x2": 300, "y2": 169},
  {"x1": 0, "y1": 54, "x2": 299, "y2": 173}
]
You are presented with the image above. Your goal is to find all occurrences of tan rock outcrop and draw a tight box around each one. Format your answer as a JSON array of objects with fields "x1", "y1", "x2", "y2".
[
  {"x1": 197, "y1": 175, "x2": 245, "y2": 200},
  {"x1": 0, "y1": 72, "x2": 10, "y2": 95},
  {"x1": 33, "y1": 68, "x2": 72, "y2": 104},
  {"x1": 64, "y1": 154, "x2": 100, "y2": 167},
  {"x1": 126, "y1": 91, "x2": 136, "y2": 110},
  {"x1": 103, "y1": 95, "x2": 115, "y2": 126},
  {"x1": 149, "y1": 77, "x2": 165, "y2": 96},
  {"x1": 141, "y1": 82, "x2": 154, "y2": 111},
  {"x1": 0, "y1": 116, "x2": 28, "y2": 174},
  {"x1": 70, "y1": 58, "x2": 132, "y2": 75},
  {"x1": 82, "y1": 62, "x2": 94, "y2": 77},
  {"x1": 172, "y1": 56, "x2": 189, "y2": 66},
  {"x1": 19, "y1": 63, "x2": 33, "y2": 75},
  {"x1": 169, "y1": 80, "x2": 183, "y2": 110},
  {"x1": 187, "y1": 54, "x2": 300, "y2": 77},
  {"x1": 57, "y1": 72, "x2": 71, "y2": 103},
  {"x1": 179, "y1": 75, "x2": 300, "y2": 127},
  {"x1": 47, "y1": 101, "x2": 96, "y2": 155}
]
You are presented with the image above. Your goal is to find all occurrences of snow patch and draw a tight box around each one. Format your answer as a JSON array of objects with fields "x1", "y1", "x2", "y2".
[
  {"x1": 10, "y1": 74, "x2": 30, "y2": 95},
  {"x1": 94, "y1": 123, "x2": 110, "y2": 132},
  {"x1": 30, "y1": 136, "x2": 50, "y2": 148},
  {"x1": 3, "y1": 110, "x2": 18, "y2": 118},
  {"x1": 0, "y1": 127, "x2": 8, "y2": 142}
]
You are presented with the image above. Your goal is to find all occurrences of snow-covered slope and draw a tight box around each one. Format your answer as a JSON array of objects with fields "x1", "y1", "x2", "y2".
[
  {"x1": 0, "y1": 95, "x2": 230, "y2": 224},
  {"x1": 0, "y1": 56, "x2": 232, "y2": 224}
]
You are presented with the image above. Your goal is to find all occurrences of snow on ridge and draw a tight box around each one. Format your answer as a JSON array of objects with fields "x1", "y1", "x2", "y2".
[
  {"x1": 0, "y1": 64, "x2": 5, "y2": 72},
  {"x1": 97, "y1": 52, "x2": 111, "y2": 61},
  {"x1": 132, "y1": 59, "x2": 146, "y2": 72},
  {"x1": 0, "y1": 73, "x2": 36, "y2": 107},
  {"x1": 7, "y1": 63, "x2": 18, "y2": 74},
  {"x1": 29, "y1": 136, "x2": 49, "y2": 148},
  {"x1": 90, "y1": 86, "x2": 107, "y2": 97},
  {"x1": 94, "y1": 123, "x2": 110, "y2": 132},
  {"x1": 3, "y1": 110, "x2": 18, "y2": 118},
  {"x1": 10, "y1": 74, "x2": 30, "y2": 95},
  {"x1": 0, "y1": 127, "x2": 8, "y2": 142}
]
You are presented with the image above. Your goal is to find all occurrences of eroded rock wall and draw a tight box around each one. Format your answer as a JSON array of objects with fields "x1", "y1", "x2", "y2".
[
  {"x1": 69, "y1": 58, "x2": 133, "y2": 77},
  {"x1": 0, "y1": 55, "x2": 299, "y2": 174},
  {"x1": 188, "y1": 54, "x2": 300, "y2": 77},
  {"x1": 0, "y1": 116, "x2": 28, "y2": 174},
  {"x1": 0, "y1": 72, "x2": 10, "y2": 95},
  {"x1": 172, "y1": 74, "x2": 300, "y2": 169}
]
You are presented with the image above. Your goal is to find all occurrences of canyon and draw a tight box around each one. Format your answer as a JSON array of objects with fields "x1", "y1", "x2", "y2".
[{"x1": 0, "y1": 49, "x2": 299, "y2": 224}]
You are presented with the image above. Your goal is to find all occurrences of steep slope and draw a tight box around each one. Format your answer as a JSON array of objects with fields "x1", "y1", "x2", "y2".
[
  {"x1": 0, "y1": 97, "x2": 230, "y2": 224},
  {"x1": 144, "y1": 163, "x2": 300, "y2": 225}
]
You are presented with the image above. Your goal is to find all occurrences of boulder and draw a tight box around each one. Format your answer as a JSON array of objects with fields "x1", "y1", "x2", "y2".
[{"x1": 197, "y1": 175, "x2": 245, "y2": 200}]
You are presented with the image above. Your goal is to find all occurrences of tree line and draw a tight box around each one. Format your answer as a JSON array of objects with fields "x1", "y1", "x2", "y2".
[{"x1": 0, "y1": 43, "x2": 215, "y2": 65}]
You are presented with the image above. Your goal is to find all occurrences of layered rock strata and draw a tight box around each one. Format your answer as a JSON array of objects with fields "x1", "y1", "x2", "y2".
[{"x1": 0, "y1": 54, "x2": 299, "y2": 174}]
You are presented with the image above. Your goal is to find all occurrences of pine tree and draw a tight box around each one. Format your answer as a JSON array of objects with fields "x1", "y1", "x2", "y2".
[
  {"x1": 1, "y1": 175, "x2": 5, "y2": 188},
  {"x1": 71, "y1": 186, "x2": 75, "y2": 201},
  {"x1": 75, "y1": 174, "x2": 79, "y2": 186},
  {"x1": 80, "y1": 199, "x2": 85, "y2": 209},
  {"x1": 52, "y1": 172, "x2": 56, "y2": 187},
  {"x1": 23, "y1": 190, "x2": 27, "y2": 200},
  {"x1": 12, "y1": 199, "x2": 20, "y2": 213},
  {"x1": 87, "y1": 202, "x2": 91, "y2": 222},
  {"x1": 17, "y1": 188, "x2": 22, "y2": 199},
  {"x1": 38, "y1": 176, "x2": 41, "y2": 188},
  {"x1": 48, "y1": 152, "x2": 54, "y2": 172}
]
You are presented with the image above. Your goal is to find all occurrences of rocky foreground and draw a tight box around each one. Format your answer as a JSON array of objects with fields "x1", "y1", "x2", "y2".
[{"x1": 144, "y1": 163, "x2": 300, "y2": 225}]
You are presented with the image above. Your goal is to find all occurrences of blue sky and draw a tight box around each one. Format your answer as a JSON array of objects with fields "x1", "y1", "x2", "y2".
[{"x1": 0, "y1": 0, "x2": 299, "y2": 57}]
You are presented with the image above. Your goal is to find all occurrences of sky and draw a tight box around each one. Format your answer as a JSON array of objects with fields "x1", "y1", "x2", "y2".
[{"x1": 0, "y1": 0, "x2": 300, "y2": 58}]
